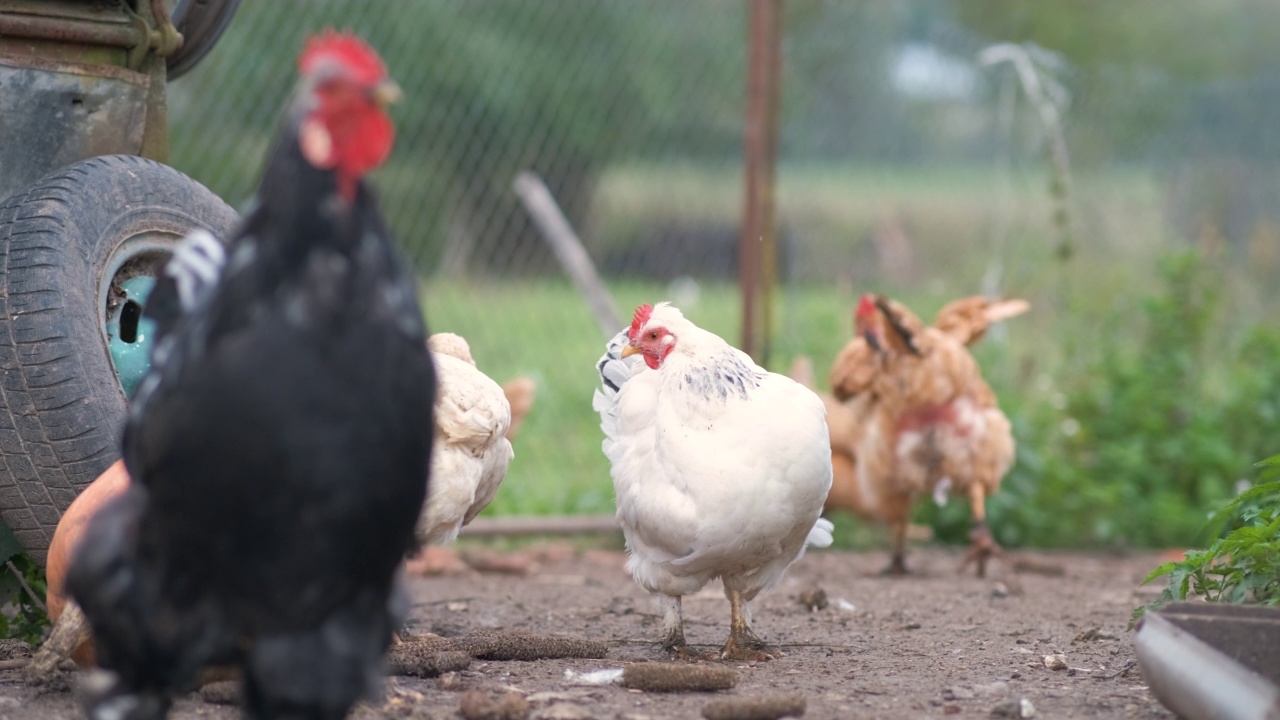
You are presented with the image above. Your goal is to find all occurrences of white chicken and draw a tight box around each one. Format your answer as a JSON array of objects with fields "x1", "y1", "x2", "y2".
[
  {"x1": 594, "y1": 303, "x2": 833, "y2": 661},
  {"x1": 417, "y1": 332, "x2": 514, "y2": 546}
]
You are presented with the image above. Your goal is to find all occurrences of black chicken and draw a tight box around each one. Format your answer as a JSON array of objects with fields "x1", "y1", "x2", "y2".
[{"x1": 67, "y1": 32, "x2": 434, "y2": 720}]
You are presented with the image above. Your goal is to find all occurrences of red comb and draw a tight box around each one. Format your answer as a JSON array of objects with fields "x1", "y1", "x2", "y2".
[
  {"x1": 856, "y1": 294, "x2": 877, "y2": 318},
  {"x1": 299, "y1": 29, "x2": 386, "y2": 86},
  {"x1": 629, "y1": 304, "x2": 654, "y2": 341}
]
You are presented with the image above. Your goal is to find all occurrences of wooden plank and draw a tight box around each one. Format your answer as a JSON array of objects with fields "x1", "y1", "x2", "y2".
[{"x1": 459, "y1": 514, "x2": 621, "y2": 537}]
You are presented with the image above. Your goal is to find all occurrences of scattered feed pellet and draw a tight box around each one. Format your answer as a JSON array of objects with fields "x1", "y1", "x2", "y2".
[
  {"x1": 701, "y1": 693, "x2": 806, "y2": 720},
  {"x1": 620, "y1": 662, "x2": 737, "y2": 693},
  {"x1": 386, "y1": 645, "x2": 473, "y2": 677},
  {"x1": 456, "y1": 630, "x2": 608, "y2": 661}
]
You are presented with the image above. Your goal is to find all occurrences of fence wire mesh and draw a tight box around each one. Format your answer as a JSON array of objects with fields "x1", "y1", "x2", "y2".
[{"x1": 167, "y1": 1, "x2": 1280, "y2": 521}]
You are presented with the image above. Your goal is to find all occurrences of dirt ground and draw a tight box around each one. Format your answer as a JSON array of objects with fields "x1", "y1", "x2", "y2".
[{"x1": 0, "y1": 544, "x2": 1175, "y2": 720}]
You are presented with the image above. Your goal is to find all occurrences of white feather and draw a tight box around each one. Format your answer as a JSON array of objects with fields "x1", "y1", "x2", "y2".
[
  {"x1": 166, "y1": 228, "x2": 226, "y2": 311},
  {"x1": 594, "y1": 304, "x2": 833, "y2": 602}
]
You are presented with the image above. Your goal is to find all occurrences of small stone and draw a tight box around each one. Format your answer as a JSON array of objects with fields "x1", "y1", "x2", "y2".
[
  {"x1": 903, "y1": 622, "x2": 921, "y2": 630},
  {"x1": 459, "y1": 689, "x2": 530, "y2": 720},
  {"x1": 946, "y1": 686, "x2": 976, "y2": 700},
  {"x1": 991, "y1": 699, "x2": 1035, "y2": 718},
  {"x1": 973, "y1": 681, "x2": 1008, "y2": 697},
  {"x1": 437, "y1": 672, "x2": 466, "y2": 691},
  {"x1": 798, "y1": 586, "x2": 829, "y2": 611},
  {"x1": 1043, "y1": 654, "x2": 1068, "y2": 670},
  {"x1": 992, "y1": 583, "x2": 1010, "y2": 598},
  {"x1": 199, "y1": 680, "x2": 242, "y2": 706},
  {"x1": 533, "y1": 702, "x2": 592, "y2": 720},
  {"x1": 944, "y1": 704, "x2": 961, "y2": 715}
]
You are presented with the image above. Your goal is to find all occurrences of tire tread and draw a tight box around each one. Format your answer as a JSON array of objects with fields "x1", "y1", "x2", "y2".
[{"x1": 0, "y1": 155, "x2": 238, "y2": 565}]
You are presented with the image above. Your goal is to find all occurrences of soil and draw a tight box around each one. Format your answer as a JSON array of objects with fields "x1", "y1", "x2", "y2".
[{"x1": 0, "y1": 545, "x2": 1175, "y2": 720}]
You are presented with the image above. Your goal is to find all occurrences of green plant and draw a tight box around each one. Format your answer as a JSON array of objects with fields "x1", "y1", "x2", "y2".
[
  {"x1": 1134, "y1": 454, "x2": 1280, "y2": 622},
  {"x1": 984, "y1": 249, "x2": 1280, "y2": 549},
  {"x1": 0, "y1": 523, "x2": 49, "y2": 645}
]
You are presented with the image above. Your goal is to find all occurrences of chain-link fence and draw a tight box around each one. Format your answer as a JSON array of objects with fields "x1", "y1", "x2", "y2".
[{"x1": 167, "y1": 1, "x2": 1280, "y2": 519}]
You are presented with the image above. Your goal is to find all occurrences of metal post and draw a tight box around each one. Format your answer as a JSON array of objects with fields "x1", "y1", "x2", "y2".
[{"x1": 740, "y1": 0, "x2": 783, "y2": 363}]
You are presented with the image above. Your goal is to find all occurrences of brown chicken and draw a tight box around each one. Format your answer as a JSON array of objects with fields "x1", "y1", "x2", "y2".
[{"x1": 820, "y1": 294, "x2": 1028, "y2": 577}]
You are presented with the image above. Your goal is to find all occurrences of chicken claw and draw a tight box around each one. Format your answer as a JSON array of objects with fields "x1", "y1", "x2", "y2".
[
  {"x1": 959, "y1": 521, "x2": 1004, "y2": 578},
  {"x1": 880, "y1": 555, "x2": 910, "y2": 576}
]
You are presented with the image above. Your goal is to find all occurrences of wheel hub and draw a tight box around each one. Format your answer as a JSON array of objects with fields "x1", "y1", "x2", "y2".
[{"x1": 106, "y1": 275, "x2": 158, "y2": 398}]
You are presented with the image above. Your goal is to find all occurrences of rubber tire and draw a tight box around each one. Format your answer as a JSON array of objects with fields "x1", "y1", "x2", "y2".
[
  {"x1": 167, "y1": 0, "x2": 243, "y2": 81},
  {"x1": 0, "y1": 155, "x2": 239, "y2": 566}
]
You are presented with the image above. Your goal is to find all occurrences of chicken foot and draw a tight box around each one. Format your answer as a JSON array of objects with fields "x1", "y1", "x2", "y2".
[
  {"x1": 719, "y1": 589, "x2": 776, "y2": 661},
  {"x1": 959, "y1": 483, "x2": 1003, "y2": 577}
]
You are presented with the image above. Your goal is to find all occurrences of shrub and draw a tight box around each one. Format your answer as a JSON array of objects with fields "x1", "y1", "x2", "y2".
[{"x1": 1134, "y1": 454, "x2": 1280, "y2": 622}]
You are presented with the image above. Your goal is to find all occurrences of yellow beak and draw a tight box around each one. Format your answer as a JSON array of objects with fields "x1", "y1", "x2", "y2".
[
  {"x1": 373, "y1": 79, "x2": 403, "y2": 107},
  {"x1": 621, "y1": 345, "x2": 640, "y2": 358}
]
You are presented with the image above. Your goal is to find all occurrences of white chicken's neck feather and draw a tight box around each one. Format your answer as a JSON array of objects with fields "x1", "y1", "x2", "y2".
[{"x1": 662, "y1": 347, "x2": 763, "y2": 404}]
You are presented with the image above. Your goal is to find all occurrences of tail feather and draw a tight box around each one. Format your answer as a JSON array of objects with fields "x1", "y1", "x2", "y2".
[
  {"x1": 594, "y1": 330, "x2": 643, "y2": 453},
  {"x1": 806, "y1": 517, "x2": 835, "y2": 549},
  {"x1": 595, "y1": 330, "x2": 635, "y2": 395}
]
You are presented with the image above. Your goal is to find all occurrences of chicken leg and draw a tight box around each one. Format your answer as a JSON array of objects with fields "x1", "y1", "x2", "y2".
[
  {"x1": 719, "y1": 588, "x2": 776, "y2": 661},
  {"x1": 959, "y1": 483, "x2": 1003, "y2": 577},
  {"x1": 882, "y1": 518, "x2": 910, "y2": 575},
  {"x1": 658, "y1": 594, "x2": 687, "y2": 654}
]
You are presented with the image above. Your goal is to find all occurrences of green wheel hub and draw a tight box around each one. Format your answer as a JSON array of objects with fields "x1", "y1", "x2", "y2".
[
  {"x1": 99, "y1": 232, "x2": 175, "y2": 400},
  {"x1": 106, "y1": 275, "x2": 158, "y2": 398}
]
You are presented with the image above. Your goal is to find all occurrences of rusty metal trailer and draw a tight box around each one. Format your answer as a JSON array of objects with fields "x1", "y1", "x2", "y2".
[{"x1": 0, "y1": 0, "x2": 241, "y2": 565}]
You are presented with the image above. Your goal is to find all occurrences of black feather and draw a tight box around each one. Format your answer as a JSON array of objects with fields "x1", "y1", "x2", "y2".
[{"x1": 68, "y1": 81, "x2": 434, "y2": 720}]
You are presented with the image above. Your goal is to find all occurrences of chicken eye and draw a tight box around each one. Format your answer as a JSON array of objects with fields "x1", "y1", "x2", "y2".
[{"x1": 648, "y1": 331, "x2": 659, "y2": 340}]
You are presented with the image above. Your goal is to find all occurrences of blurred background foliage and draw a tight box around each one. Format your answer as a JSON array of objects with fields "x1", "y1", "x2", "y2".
[{"x1": 165, "y1": 1, "x2": 1280, "y2": 550}]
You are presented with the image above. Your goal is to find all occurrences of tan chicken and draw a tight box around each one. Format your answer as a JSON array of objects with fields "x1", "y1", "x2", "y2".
[
  {"x1": 417, "y1": 332, "x2": 515, "y2": 547},
  {"x1": 820, "y1": 294, "x2": 1028, "y2": 577}
]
